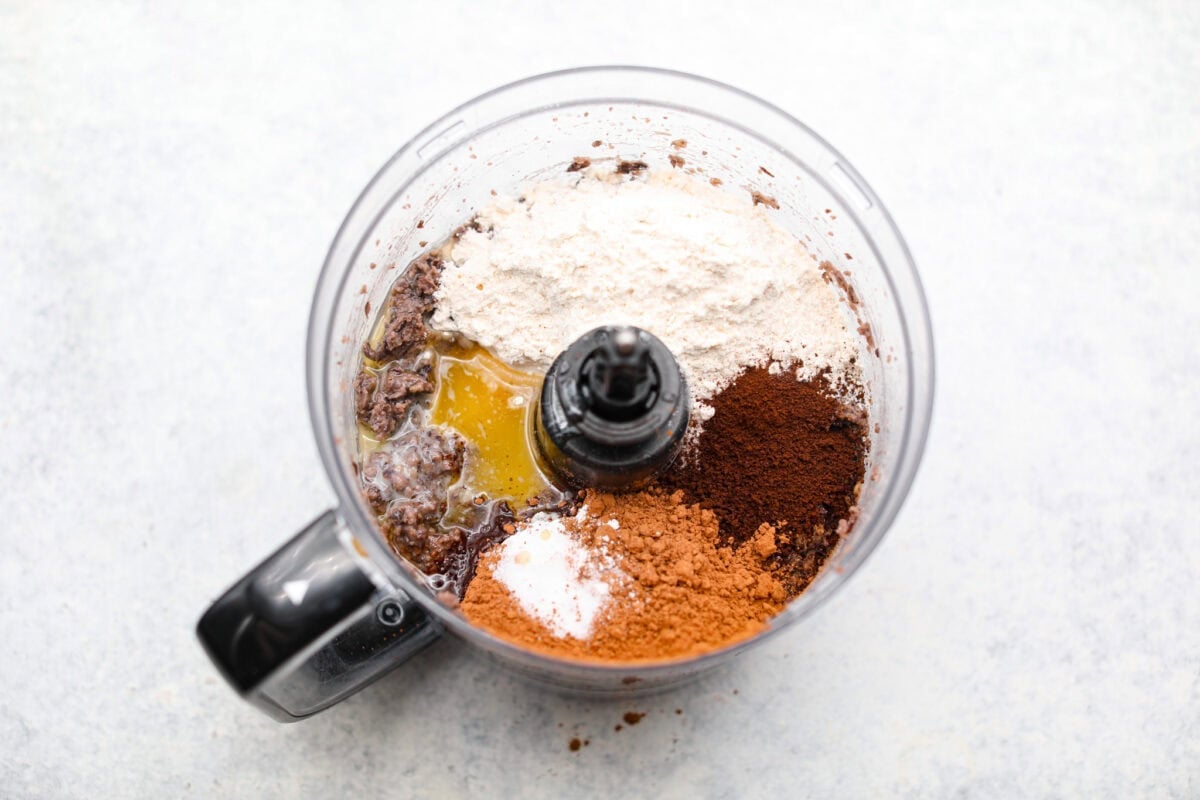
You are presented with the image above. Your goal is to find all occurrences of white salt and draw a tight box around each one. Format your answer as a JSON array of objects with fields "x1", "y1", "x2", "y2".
[{"x1": 491, "y1": 512, "x2": 622, "y2": 639}]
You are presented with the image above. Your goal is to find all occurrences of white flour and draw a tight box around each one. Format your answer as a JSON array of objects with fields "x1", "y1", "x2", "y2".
[{"x1": 432, "y1": 169, "x2": 862, "y2": 417}]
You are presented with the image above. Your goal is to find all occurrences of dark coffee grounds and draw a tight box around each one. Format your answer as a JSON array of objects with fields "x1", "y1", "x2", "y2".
[{"x1": 659, "y1": 367, "x2": 867, "y2": 595}]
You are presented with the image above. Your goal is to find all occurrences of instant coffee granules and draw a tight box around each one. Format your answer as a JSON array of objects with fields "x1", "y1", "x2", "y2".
[{"x1": 660, "y1": 365, "x2": 868, "y2": 595}]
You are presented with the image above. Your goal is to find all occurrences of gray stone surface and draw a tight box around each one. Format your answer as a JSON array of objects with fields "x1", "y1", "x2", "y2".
[{"x1": 2, "y1": 2, "x2": 1198, "y2": 797}]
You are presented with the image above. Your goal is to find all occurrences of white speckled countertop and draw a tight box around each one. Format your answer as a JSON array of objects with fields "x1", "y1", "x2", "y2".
[{"x1": 2, "y1": 2, "x2": 1198, "y2": 797}]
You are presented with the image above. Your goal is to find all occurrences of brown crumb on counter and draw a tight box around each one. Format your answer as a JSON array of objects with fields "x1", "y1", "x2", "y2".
[
  {"x1": 616, "y1": 160, "x2": 648, "y2": 175},
  {"x1": 709, "y1": 177, "x2": 723, "y2": 186},
  {"x1": 668, "y1": 154, "x2": 685, "y2": 168},
  {"x1": 759, "y1": 166, "x2": 774, "y2": 177},
  {"x1": 671, "y1": 138, "x2": 687, "y2": 149},
  {"x1": 591, "y1": 139, "x2": 602, "y2": 147},
  {"x1": 567, "y1": 156, "x2": 591, "y2": 172},
  {"x1": 623, "y1": 711, "x2": 646, "y2": 725}
]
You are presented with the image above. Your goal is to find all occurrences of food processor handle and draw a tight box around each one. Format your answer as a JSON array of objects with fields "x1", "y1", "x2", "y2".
[{"x1": 196, "y1": 510, "x2": 441, "y2": 721}]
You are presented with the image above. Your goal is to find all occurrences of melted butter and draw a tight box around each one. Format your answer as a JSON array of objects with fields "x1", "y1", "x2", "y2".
[{"x1": 429, "y1": 341, "x2": 553, "y2": 505}]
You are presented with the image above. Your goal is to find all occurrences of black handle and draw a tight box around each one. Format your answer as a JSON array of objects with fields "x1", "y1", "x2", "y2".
[{"x1": 197, "y1": 511, "x2": 441, "y2": 720}]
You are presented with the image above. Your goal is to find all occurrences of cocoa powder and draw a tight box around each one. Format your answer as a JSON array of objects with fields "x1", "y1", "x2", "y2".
[
  {"x1": 460, "y1": 489, "x2": 786, "y2": 662},
  {"x1": 660, "y1": 366, "x2": 867, "y2": 595}
]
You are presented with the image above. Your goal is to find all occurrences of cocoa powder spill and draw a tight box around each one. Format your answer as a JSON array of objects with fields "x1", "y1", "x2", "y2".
[{"x1": 660, "y1": 366, "x2": 868, "y2": 595}]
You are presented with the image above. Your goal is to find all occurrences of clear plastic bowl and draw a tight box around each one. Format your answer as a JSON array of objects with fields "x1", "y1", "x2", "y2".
[{"x1": 308, "y1": 66, "x2": 934, "y2": 692}]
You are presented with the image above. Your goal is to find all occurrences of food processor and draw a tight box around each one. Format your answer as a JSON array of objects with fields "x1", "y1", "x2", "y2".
[{"x1": 197, "y1": 66, "x2": 934, "y2": 721}]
